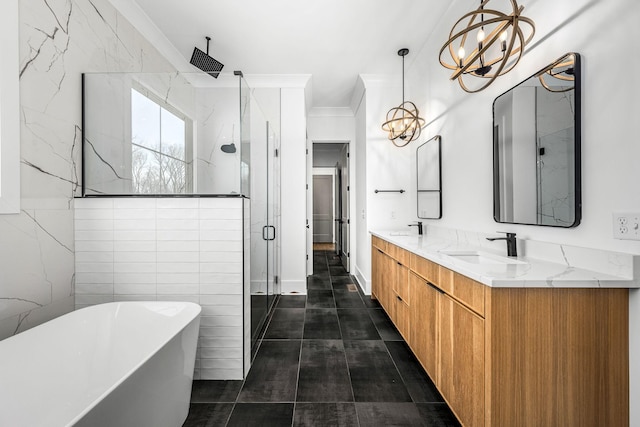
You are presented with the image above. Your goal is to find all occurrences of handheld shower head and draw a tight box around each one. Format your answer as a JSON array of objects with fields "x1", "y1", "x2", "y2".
[{"x1": 220, "y1": 143, "x2": 236, "y2": 153}]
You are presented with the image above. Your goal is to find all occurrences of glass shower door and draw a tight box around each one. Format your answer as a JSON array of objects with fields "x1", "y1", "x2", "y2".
[
  {"x1": 266, "y1": 121, "x2": 280, "y2": 310},
  {"x1": 248, "y1": 94, "x2": 280, "y2": 361}
]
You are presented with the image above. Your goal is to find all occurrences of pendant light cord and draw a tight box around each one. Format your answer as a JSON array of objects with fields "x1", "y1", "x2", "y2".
[{"x1": 402, "y1": 53, "x2": 405, "y2": 105}]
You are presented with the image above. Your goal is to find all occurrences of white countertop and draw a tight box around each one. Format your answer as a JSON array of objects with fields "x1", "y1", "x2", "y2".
[{"x1": 371, "y1": 230, "x2": 639, "y2": 288}]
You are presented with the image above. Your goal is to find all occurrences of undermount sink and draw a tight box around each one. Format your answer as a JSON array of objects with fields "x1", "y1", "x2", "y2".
[{"x1": 439, "y1": 250, "x2": 527, "y2": 265}]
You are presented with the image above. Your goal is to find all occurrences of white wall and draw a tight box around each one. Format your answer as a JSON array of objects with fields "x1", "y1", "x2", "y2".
[
  {"x1": 0, "y1": 0, "x2": 20, "y2": 214},
  {"x1": 405, "y1": 0, "x2": 640, "y2": 253},
  {"x1": 352, "y1": 75, "x2": 418, "y2": 293},
  {"x1": 0, "y1": 0, "x2": 176, "y2": 339},
  {"x1": 353, "y1": 78, "x2": 369, "y2": 291},
  {"x1": 308, "y1": 108, "x2": 357, "y2": 274},
  {"x1": 356, "y1": 0, "x2": 640, "y2": 424},
  {"x1": 308, "y1": 108, "x2": 355, "y2": 142},
  {"x1": 280, "y1": 87, "x2": 308, "y2": 293},
  {"x1": 313, "y1": 145, "x2": 342, "y2": 167}
]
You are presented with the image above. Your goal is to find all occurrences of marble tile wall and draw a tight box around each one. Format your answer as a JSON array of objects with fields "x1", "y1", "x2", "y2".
[
  {"x1": 0, "y1": 0, "x2": 176, "y2": 339},
  {"x1": 75, "y1": 197, "x2": 247, "y2": 380}
]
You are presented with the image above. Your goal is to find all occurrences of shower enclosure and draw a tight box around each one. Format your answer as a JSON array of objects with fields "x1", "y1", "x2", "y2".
[
  {"x1": 247, "y1": 88, "x2": 282, "y2": 358},
  {"x1": 82, "y1": 71, "x2": 280, "y2": 371}
]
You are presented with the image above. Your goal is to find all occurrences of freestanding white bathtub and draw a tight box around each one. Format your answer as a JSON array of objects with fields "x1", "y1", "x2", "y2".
[{"x1": 0, "y1": 301, "x2": 201, "y2": 427}]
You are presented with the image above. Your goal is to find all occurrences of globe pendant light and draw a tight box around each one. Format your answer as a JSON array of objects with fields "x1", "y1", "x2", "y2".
[
  {"x1": 382, "y1": 48, "x2": 425, "y2": 147},
  {"x1": 439, "y1": 0, "x2": 535, "y2": 93}
]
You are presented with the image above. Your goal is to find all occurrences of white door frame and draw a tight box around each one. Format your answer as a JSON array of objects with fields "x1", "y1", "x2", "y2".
[
  {"x1": 308, "y1": 140, "x2": 352, "y2": 274},
  {"x1": 312, "y1": 168, "x2": 336, "y2": 243}
]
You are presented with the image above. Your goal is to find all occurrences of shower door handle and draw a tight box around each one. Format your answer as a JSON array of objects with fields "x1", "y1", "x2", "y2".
[{"x1": 263, "y1": 225, "x2": 276, "y2": 241}]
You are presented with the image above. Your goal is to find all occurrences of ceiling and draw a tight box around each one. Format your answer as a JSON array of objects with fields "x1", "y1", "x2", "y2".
[{"x1": 131, "y1": 0, "x2": 454, "y2": 111}]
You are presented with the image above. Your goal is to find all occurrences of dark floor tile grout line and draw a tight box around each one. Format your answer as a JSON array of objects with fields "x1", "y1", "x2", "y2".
[
  {"x1": 290, "y1": 286, "x2": 310, "y2": 427},
  {"x1": 327, "y1": 255, "x2": 344, "y2": 344},
  {"x1": 382, "y1": 341, "x2": 418, "y2": 404},
  {"x1": 354, "y1": 271, "x2": 418, "y2": 404},
  {"x1": 227, "y1": 291, "x2": 285, "y2": 426},
  {"x1": 323, "y1": 251, "x2": 363, "y2": 425},
  {"x1": 186, "y1": 250, "x2": 459, "y2": 426}
]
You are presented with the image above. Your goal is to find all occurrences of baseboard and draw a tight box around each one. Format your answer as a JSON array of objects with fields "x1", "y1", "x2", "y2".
[
  {"x1": 280, "y1": 279, "x2": 307, "y2": 295},
  {"x1": 353, "y1": 264, "x2": 370, "y2": 296}
]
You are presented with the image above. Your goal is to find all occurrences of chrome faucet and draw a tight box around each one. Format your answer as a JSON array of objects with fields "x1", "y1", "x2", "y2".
[
  {"x1": 408, "y1": 221, "x2": 423, "y2": 236},
  {"x1": 486, "y1": 232, "x2": 517, "y2": 257}
]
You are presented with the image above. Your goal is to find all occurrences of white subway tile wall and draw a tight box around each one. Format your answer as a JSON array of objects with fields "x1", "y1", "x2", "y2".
[{"x1": 74, "y1": 197, "x2": 247, "y2": 380}]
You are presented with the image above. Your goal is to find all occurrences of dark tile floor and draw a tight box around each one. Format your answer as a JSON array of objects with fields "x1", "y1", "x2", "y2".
[{"x1": 183, "y1": 250, "x2": 461, "y2": 427}]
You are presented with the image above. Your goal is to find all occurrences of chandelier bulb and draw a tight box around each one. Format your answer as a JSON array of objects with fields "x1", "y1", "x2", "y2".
[
  {"x1": 500, "y1": 30, "x2": 508, "y2": 51},
  {"x1": 477, "y1": 28, "x2": 485, "y2": 44},
  {"x1": 458, "y1": 46, "x2": 466, "y2": 67}
]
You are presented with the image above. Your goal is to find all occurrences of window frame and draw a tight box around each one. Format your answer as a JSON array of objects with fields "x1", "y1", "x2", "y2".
[{"x1": 130, "y1": 83, "x2": 193, "y2": 194}]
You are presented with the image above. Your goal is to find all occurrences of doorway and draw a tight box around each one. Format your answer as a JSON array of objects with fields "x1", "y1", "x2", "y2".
[
  {"x1": 313, "y1": 174, "x2": 334, "y2": 245},
  {"x1": 310, "y1": 142, "x2": 350, "y2": 271}
]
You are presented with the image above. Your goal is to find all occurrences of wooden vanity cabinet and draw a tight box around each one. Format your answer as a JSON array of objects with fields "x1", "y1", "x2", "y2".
[
  {"x1": 409, "y1": 272, "x2": 440, "y2": 383},
  {"x1": 486, "y1": 287, "x2": 629, "y2": 427},
  {"x1": 439, "y1": 293, "x2": 485, "y2": 427},
  {"x1": 410, "y1": 256, "x2": 485, "y2": 427},
  {"x1": 371, "y1": 244, "x2": 387, "y2": 309},
  {"x1": 370, "y1": 236, "x2": 384, "y2": 302},
  {"x1": 391, "y1": 261, "x2": 410, "y2": 341},
  {"x1": 371, "y1": 238, "x2": 411, "y2": 340},
  {"x1": 371, "y1": 238, "x2": 629, "y2": 427}
]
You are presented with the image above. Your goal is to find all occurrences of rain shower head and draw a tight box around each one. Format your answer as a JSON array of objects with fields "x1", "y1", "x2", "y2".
[{"x1": 190, "y1": 36, "x2": 224, "y2": 78}]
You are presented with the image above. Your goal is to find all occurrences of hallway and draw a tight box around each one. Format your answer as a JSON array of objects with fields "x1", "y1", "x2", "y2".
[{"x1": 183, "y1": 250, "x2": 460, "y2": 426}]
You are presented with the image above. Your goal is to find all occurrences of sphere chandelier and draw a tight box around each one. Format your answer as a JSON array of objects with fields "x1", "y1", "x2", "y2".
[
  {"x1": 381, "y1": 48, "x2": 425, "y2": 147},
  {"x1": 439, "y1": 0, "x2": 535, "y2": 93}
]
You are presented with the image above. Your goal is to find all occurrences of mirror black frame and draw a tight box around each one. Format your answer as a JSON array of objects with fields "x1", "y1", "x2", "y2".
[
  {"x1": 492, "y1": 52, "x2": 581, "y2": 228},
  {"x1": 416, "y1": 135, "x2": 442, "y2": 219}
]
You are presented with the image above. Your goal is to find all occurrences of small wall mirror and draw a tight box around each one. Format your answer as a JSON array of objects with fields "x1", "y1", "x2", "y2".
[
  {"x1": 417, "y1": 135, "x2": 442, "y2": 219},
  {"x1": 493, "y1": 53, "x2": 581, "y2": 227}
]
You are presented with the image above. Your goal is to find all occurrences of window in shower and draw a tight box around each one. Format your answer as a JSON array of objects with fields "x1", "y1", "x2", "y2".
[{"x1": 131, "y1": 87, "x2": 193, "y2": 194}]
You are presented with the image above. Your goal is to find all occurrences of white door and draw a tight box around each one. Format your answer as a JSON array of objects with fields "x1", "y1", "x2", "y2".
[
  {"x1": 339, "y1": 144, "x2": 350, "y2": 270},
  {"x1": 313, "y1": 175, "x2": 333, "y2": 243}
]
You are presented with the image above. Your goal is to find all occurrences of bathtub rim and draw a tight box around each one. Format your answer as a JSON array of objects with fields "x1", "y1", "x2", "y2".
[
  {"x1": 0, "y1": 300, "x2": 201, "y2": 427},
  {"x1": 68, "y1": 301, "x2": 202, "y2": 425}
]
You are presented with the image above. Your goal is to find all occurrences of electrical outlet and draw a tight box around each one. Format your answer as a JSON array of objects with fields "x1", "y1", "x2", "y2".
[
  {"x1": 390, "y1": 211, "x2": 396, "y2": 220},
  {"x1": 613, "y1": 212, "x2": 640, "y2": 240}
]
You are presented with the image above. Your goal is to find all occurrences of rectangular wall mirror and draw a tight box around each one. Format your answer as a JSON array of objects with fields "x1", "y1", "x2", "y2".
[
  {"x1": 417, "y1": 135, "x2": 442, "y2": 219},
  {"x1": 493, "y1": 53, "x2": 581, "y2": 227}
]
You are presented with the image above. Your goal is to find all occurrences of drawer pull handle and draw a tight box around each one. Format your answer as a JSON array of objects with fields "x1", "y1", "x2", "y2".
[{"x1": 427, "y1": 281, "x2": 445, "y2": 294}]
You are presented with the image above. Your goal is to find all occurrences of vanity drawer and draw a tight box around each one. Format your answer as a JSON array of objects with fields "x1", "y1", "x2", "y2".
[
  {"x1": 372, "y1": 236, "x2": 388, "y2": 252},
  {"x1": 389, "y1": 244, "x2": 410, "y2": 266},
  {"x1": 450, "y1": 272, "x2": 485, "y2": 317},
  {"x1": 411, "y1": 254, "x2": 440, "y2": 286}
]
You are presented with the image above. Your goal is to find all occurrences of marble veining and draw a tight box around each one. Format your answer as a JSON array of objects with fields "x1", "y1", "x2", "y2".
[
  {"x1": 0, "y1": 0, "x2": 176, "y2": 339},
  {"x1": 372, "y1": 226, "x2": 640, "y2": 288}
]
